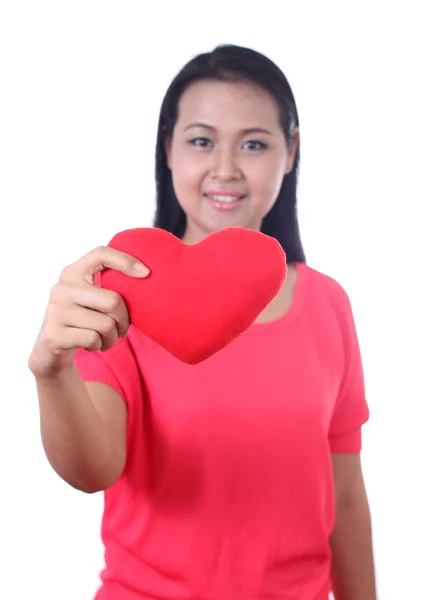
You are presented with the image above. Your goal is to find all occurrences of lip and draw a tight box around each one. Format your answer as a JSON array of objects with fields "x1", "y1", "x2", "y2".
[
  {"x1": 204, "y1": 190, "x2": 245, "y2": 198},
  {"x1": 204, "y1": 193, "x2": 246, "y2": 212}
]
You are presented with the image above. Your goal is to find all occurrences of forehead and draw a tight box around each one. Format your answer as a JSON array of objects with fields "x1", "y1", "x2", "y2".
[{"x1": 176, "y1": 79, "x2": 281, "y2": 129}]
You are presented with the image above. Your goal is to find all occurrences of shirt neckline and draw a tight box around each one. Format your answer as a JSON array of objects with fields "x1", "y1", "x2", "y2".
[{"x1": 246, "y1": 261, "x2": 308, "y2": 335}]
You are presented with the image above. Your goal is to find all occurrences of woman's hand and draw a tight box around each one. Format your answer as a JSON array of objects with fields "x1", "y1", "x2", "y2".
[{"x1": 28, "y1": 246, "x2": 149, "y2": 378}]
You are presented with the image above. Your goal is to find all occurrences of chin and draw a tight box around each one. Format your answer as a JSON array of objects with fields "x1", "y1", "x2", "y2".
[
  {"x1": 207, "y1": 211, "x2": 259, "y2": 231},
  {"x1": 206, "y1": 219, "x2": 252, "y2": 235},
  {"x1": 184, "y1": 203, "x2": 262, "y2": 241}
]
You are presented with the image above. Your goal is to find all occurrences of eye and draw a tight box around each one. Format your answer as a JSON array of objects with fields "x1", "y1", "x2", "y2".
[
  {"x1": 188, "y1": 137, "x2": 212, "y2": 148},
  {"x1": 243, "y1": 140, "x2": 268, "y2": 151}
]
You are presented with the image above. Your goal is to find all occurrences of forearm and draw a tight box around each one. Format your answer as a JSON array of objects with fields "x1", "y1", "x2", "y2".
[
  {"x1": 330, "y1": 495, "x2": 377, "y2": 600},
  {"x1": 35, "y1": 364, "x2": 122, "y2": 493}
]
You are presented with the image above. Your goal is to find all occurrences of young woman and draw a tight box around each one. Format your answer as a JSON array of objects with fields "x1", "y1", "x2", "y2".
[{"x1": 29, "y1": 45, "x2": 376, "y2": 600}]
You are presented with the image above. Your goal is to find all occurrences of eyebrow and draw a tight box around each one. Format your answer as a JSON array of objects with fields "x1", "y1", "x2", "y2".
[{"x1": 183, "y1": 122, "x2": 273, "y2": 136}]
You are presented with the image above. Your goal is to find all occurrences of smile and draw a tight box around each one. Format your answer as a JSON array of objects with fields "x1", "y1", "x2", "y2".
[
  {"x1": 208, "y1": 195, "x2": 244, "y2": 203},
  {"x1": 204, "y1": 193, "x2": 247, "y2": 211}
]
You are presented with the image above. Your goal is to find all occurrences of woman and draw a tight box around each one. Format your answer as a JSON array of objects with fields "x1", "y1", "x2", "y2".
[{"x1": 29, "y1": 45, "x2": 376, "y2": 599}]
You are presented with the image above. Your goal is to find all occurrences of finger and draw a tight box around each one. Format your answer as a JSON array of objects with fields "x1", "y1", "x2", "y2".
[
  {"x1": 50, "y1": 284, "x2": 130, "y2": 338},
  {"x1": 56, "y1": 305, "x2": 120, "y2": 351},
  {"x1": 42, "y1": 323, "x2": 103, "y2": 354},
  {"x1": 61, "y1": 246, "x2": 150, "y2": 284}
]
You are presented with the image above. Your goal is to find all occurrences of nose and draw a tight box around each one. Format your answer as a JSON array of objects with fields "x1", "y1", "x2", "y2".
[{"x1": 210, "y1": 148, "x2": 241, "y2": 181}]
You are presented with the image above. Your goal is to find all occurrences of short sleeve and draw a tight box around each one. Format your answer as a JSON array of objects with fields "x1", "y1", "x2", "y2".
[
  {"x1": 75, "y1": 346, "x2": 125, "y2": 398},
  {"x1": 74, "y1": 333, "x2": 145, "y2": 471},
  {"x1": 74, "y1": 334, "x2": 143, "y2": 411},
  {"x1": 328, "y1": 291, "x2": 370, "y2": 454}
]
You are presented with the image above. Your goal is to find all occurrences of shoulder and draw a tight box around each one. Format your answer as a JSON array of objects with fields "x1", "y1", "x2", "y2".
[
  {"x1": 301, "y1": 263, "x2": 350, "y2": 303},
  {"x1": 298, "y1": 262, "x2": 356, "y2": 332}
]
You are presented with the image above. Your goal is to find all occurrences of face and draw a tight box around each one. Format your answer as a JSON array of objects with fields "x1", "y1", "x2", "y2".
[{"x1": 165, "y1": 79, "x2": 299, "y2": 244}]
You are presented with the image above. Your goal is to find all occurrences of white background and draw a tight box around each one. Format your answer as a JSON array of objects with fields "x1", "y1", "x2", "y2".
[{"x1": 1, "y1": 2, "x2": 427, "y2": 598}]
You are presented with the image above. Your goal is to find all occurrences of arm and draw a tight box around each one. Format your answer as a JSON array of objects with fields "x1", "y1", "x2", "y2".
[
  {"x1": 35, "y1": 363, "x2": 127, "y2": 493},
  {"x1": 330, "y1": 453, "x2": 377, "y2": 600},
  {"x1": 28, "y1": 244, "x2": 149, "y2": 493}
]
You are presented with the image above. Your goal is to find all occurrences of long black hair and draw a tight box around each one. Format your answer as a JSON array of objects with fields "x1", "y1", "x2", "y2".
[{"x1": 154, "y1": 44, "x2": 306, "y2": 263}]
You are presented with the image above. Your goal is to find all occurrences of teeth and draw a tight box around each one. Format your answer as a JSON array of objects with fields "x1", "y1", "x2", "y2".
[{"x1": 209, "y1": 195, "x2": 241, "y2": 203}]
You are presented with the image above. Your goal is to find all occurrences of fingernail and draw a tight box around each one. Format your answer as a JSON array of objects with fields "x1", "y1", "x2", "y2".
[{"x1": 133, "y1": 263, "x2": 150, "y2": 276}]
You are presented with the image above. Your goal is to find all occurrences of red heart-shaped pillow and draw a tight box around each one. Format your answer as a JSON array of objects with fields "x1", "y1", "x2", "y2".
[{"x1": 101, "y1": 227, "x2": 286, "y2": 364}]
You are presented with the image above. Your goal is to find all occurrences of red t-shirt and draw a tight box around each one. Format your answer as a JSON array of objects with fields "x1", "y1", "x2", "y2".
[{"x1": 75, "y1": 262, "x2": 369, "y2": 600}]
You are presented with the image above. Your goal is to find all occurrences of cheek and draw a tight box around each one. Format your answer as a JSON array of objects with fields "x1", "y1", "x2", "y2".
[
  {"x1": 247, "y1": 159, "x2": 286, "y2": 207},
  {"x1": 171, "y1": 157, "x2": 201, "y2": 212},
  {"x1": 170, "y1": 152, "x2": 205, "y2": 204}
]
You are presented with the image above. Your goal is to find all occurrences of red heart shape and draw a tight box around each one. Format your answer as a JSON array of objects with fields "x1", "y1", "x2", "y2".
[{"x1": 101, "y1": 227, "x2": 286, "y2": 364}]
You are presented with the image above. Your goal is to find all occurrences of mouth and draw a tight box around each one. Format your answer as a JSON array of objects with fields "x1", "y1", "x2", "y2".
[{"x1": 204, "y1": 193, "x2": 247, "y2": 211}]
